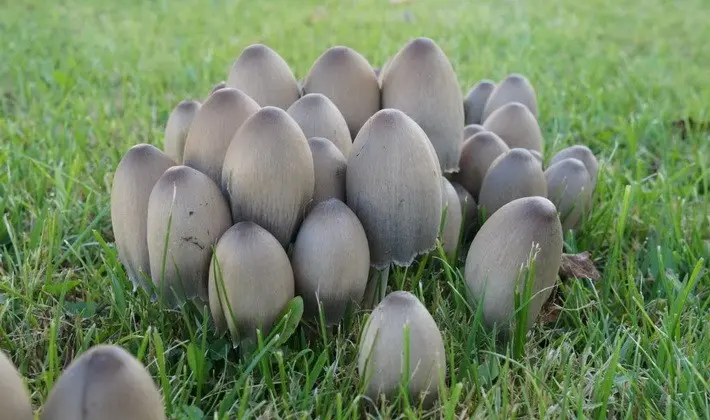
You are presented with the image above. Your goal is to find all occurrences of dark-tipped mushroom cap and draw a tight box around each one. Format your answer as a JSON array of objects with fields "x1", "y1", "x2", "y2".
[
  {"x1": 481, "y1": 73, "x2": 538, "y2": 122},
  {"x1": 222, "y1": 106, "x2": 314, "y2": 246},
  {"x1": 464, "y1": 80, "x2": 496, "y2": 125},
  {"x1": 464, "y1": 196, "x2": 563, "y2": 333},
  {"x1": 452, "y1": 131, "x2": 509, "y2": 199},
  {"x1": 287, "y1": 93, "x2": 352, "y2": 157},
  {"x1": 40, "y1": 345, "x2": 165, "y2": 420},
  {"x1": 463, "y1": 124, "x2": 485, "y2": 141},
  {"x1": 111, "y1": 144, "x2": 176, "y2": 292},
  {"x1": 164, "y1": 100, "x2": 201, "y2": 164},
  {"x1": 440, "y1": 177, "x2": 463, "y2": 256},
  {"x1": 147, "y1": 165, "x2": 232, "y2": 305},
  {"x1": 357, "y1": 290, "x2": 446, "y2": 407},
  {"x1": 549, "y1": 144, "x2": 599, "y2": 186},
  {"x1": 380, "y1": 37, "x2": 464, "y2": 173},
  {"x1": 303, "y1": 46, "x2": 380, "y2": 138},
  {"x1": 308, "y1": 137, "x2": 347, "y2": 206},
  {"x1": 545, "y1": 158, "x2": 592, "y2": 231},
  {"x1": 0, "y1": 351, "x2": 33, "y2": 420},
  {"x1": 346, "y1": 109, "x2": 442, "y2": 269},
  {"x1": 482, "y1": 102, "x2": 543, "y2": 152}
]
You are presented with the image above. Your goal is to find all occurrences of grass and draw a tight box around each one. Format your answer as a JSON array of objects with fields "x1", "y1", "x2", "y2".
[{"x1": 1, "y1": 0, "x2": 709, "y2": 417}]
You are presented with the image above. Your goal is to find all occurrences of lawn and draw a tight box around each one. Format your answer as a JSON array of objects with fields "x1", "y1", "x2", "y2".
[{"x1": 1, "y1": 0, "x2": 709, "y2": 418}]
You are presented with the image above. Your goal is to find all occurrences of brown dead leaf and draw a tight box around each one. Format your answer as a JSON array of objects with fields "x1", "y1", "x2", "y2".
[
  {"x1": 672, "y1": 118, "x2": 710, "y2": 139},
  {"x1": 559, "y1": 251, "x2": 601, "y2": 281}
]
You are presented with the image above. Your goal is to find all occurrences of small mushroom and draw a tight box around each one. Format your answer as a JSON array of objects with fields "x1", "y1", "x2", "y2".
[
  {"x1": 291, "y1": 198, "x2": 370, "y2": 324},
  {"x1": 452, "y1": 131, "x2": 509, "y2": 199},
  {"x1": 463, "y1": 123, "x2": 485, "y2": 141},
  {"x1": 110, "y1": 144, "x2": 176, "y2": 292},
  {"x1": 308, "y1": 137, "x2": 347, "y2": 206},
  {"x1": 222, "y1": 106, "x2": 314, "y2": 246},
  {"x1": 0, "y1": 350, "x2": 33, "y2": 420},
  {"x1": 549, "y1": 145, "x2": 599, "y2": 186},
  {"x1": 381, "y1": 37, "x2": 464, "y2": 173},
  {"x1": 451, "y1": 181, "x2": 477, "y2": 240},
  {"x1": 226, "y1": 44, "x2": 300, "y2": 110},
  {"x1": 163, "y1": 100, "x2": 201, "y2": 164},
  {"x1": 147, "y1": 165, "x2": 232, "y2": 305},
  {"x1": 464, "y1": 196, "x2": 563, "y2": 333},
  {"x1": 209, "y1": 81, "x2": 227, "y2": 96},
  {"x1": 287, "y1": 93, "x2": 352, "y2": 157},
  {"x1": 464, "y1": 80, "x2": 496, "y2": 125},
  {"x1": 302, "y1": 46, "x2": 380, "y2": 138},
  {"x1": 529, "y1": 149, "x2": 544, "y2": 168},
  {"x1": 182, "y1": 88, "x2": 260, "y2": 186},
  {"x1": 40, "y1": 345, "x2": 166, "y2": 420},
  {"x1": 439, "y1": 177, "x2": 463, "y2": 256},
  {"x1": 208, "y1": 222, "x2": 295, "y2": 345},
  {"x1": 481, "y1": 73, "x2": 538, "y2": 122},
  {"x1": 482, "y1": 101, "x2": 543, "y2": 152},
  {"x1": 478, "y1": 148, "x2": 547, "y2": 217},
  {"x1": 357, "y1": 291, "x2": 446, "y2": 407},
  {"x1": 545, "y1": 158, "x2": 592, "y2": 232}
]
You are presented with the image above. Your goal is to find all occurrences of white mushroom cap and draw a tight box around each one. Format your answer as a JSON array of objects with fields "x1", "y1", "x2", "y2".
[
  {"x1": 163, "y1": 100, "x2": 201, "y2": 164},
  {"x1": 483, "y1": 102, "x2": 543, "y2": 152},
  {"x1": 287, "y1": 93, "x2": 352, "y2": 157},
  {"x1": 440, "y1": 177, "x2": 463, "y2": 256},
  {"x1": 451, "y1": 130, "x2": 509, "y2": 200},
  {"x1": 481, "y1": 73, "x2": 538, "y2": 122},
  {"x1": 549, "y1": 144, "x2": 599, "y2": 186},
  {"x1": 545, "y1": 158, "x2": 593, "y2": 232},
  {"x1": 464, "y1": 80, "x2": 496, "y2": 125},
  {"x1": 307, "y1": 137, "x2": 347, "y2": 207},
  {"x1": 0, "y1": 350, "x2": 33, "y2": 420}
]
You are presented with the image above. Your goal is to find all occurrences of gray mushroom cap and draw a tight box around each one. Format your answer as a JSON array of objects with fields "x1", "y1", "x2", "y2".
[
  {"x1": 478, "y1": 148, "x2": 548, "y2": 217},
  {"x1": 110, "y1": 144, "x2": 176, "y2": 292},
  {"x1": 440, "y1": 177, "x2": 463, "y2": 256},
  {"x1": 481, "y1": 73, "x2": 538, "y2": 122},
  {"x1": 222, "y1": 106, "x2": 315, "y2": 246},
  {"x1": 463, "y1": 124, "x2": 485, "y2": 141},
  {"x1": 464, "y1": 196, "x2": 563, "y2": 333},
  {"x1": 146, "y1": 165, "x2": 232, "y2": 305},
  {"x1": 0, "y1": 350, "x2": 33, "y2": 420},
  {"x1": 302, "y1": 46, "x2": 380, "y2": 138},
  {"x1": 163, "y1": 100, "x2": 201, "y2": 164},
  {"x1": 549, "y1": 144, "x2": 599, "y2": 186},
  {"x1": 483, "y1": 101, "x2": 543, "y2": 152},
  {"x1": 209, "y1": 81, "x2": 227, "y2": 96},
  {"x1": 308, "y1": 137, "x2": 347, "y2": 206},
  {"x1": 208, "y1": 221, "x2": 295, "y2": 345},
  {"x1": 226, "y1": 44, "x2": 300, "y2": 110},
  {"x1": 346, "y1": 108, "x2": 442, "y2": 269},
  {"x1": 529, "y1": 149, "x2": 544, "y2": 168},
  {"x1": 451, "y1": 181, "x2": 477, "y2": 237},
  {"x1": 357, "y1": 290, "x2": 446, "y2": 407},
  {"x1": 40, "y1": 345, "x2": 166, "y2": 420},
  {"x1": 464, "y1": 80, "x2": 496, "y2": 125},
  {"x1": 287, "y1": 93, "x2": 352, "y2": 157},
  {"x1": 452, "y1": 130, "x2": 509, "y2": 200},
  {"x1": 545, "y1": 158, "x2": 593, "y2": 232},
  {"x1": 291, "y1": 198, "x2": 370, "y2": 324},
  {"x1": 182, "y1": 87, "x2": 260, "y2": 186},
  {"x1": 380, "y1": 37, "x2": 464, "y2": 173}
]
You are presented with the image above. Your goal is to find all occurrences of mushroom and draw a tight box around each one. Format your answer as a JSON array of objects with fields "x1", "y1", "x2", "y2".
[
  {"x1": 464, "y1": 196, "x2": 563, "y2": 334},
  {"x1": 463, "y1": 123, "x2": 485, "y2": 141},
  {"x1": 163, "y1": 100, "x2": 201, "y2": 164},
  {"x1": 463, "y1": 79, "x2": 496, "y2": 125},
  {"x1": 481, "y1": 73, "x2": 538, "y2": 122},
  {"x1": 209, "y1": 81, "x2": 227, "y2": 96},
  {"x1": 287, "y1": 93, "x2": 352, "y2": 157},
  {"x1": 450, "y1": 181, "x2": 477, "y2": 241},
  {"x1": 291, "y1": 198, "x2": 370, "y2": 324},
  {"x1": 146, "y1": 165, "x2": 232, "y2": 305},
  {"x1": 346, "y1": 109, "x2": 442, "y2": 306},
  {"x1": 0, "y1": 350, "x2": 33, "y2": 420},
  {"x1": 182, "y1": 87, "x2": 260, "y2": 186},
  {"x1": 451, "y1": 131, "x2": 509, "y2": 200},
  {"x1": 529, "y1": 149, "x2": 544, "y2": 168},
  {"x1": 222, "y1": 106, "x2": 314, "y2": 246},
  {"x1": 40, "y1": 345, "x2": 165, "y2": 420},
  {"x1": 548, "y1": 145, "x2": 599, "y2": 187},
  {"x1": 544, "y1": 158, "x2": 593, "y2": 232},
  {"x1": 439, "y1": 177, "x2": 463, "y2": 256},
  {"x1": 208, "y1": 222, "x2": 295, "y2": 346},
  {"x1": 308, "y1": 137, "x2": 347, "y2": 206},
  {"x1": 302, "y1": 46, "x2": 380, "y2": 138},
  {"x1": 110, "y1": 144, "x2": 176, "y2": 293},
  {"x1": 380, "y1": 37, "x2": 464, "y2": 173},
  {"x1": 482, "y1": 101, "x2": 543, "y2": 152},
  {"x1": 478, "y1": 148, "x2": 547, "y2": 218},
  {"x1": 357, "y1": 291, "x2": 446, "y2": 407}
]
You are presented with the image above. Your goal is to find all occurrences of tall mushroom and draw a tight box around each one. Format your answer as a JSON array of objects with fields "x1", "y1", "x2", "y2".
[
  {"x1": 0, "y1": 350, "x2": 33, "y2": 420},
  {"x1": 308, "y1": 137, "x2": 347, "y2": 206},
  {"x1": 464, "y1": 79, "x2": 496, "y2": 125},
  {"x1": 481, "y1": 73, "x2": 538, "y2": 122},
  {"x1": 483, "y1": 102, "x2": 543, "y2": 152},
  {"x1": 545, "y1": 158, "x2": 593, "y2": 232},
  {"x1": 163, "y1": 100, "x2": 201, "y2": 164},
  {"x1": 287, "y1": 93, "x2": 352, "y2": 157}
]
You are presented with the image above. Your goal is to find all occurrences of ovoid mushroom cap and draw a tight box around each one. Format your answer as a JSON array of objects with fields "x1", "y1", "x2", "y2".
[
  {"x1": 208, "y1": 222, "x2": 295, "y2": 344},
  {"x1": 451, "y1": 181, "x2": 477, "y2": 237},
  {"x1": 209, "y1": 81, "x2": 227, "y2": 96},
  {"x1": 463, "y1": 124, "x2": 485, "y2": 141},
  {"x1": 529, "y1": 149, "x2": 544, "y2": 168},
  {"x1": 146, "y1": 165, "x2": 232, "y2": 305},
  {"x1": 549, "y1": 144, "x2": 599, "y2": 186},
  {"x1": 0, "y1": 350, "x2": 33, "y2": 420},
  {"x1": 110, "y1": 144, "x2": 176, "y2": 292},
  {"x1": 545, "y1": 158, "x2": 592, "y2": 232},
  {"x1": 357, "y1": 290, "x2": 446, "y2": 407},
  {"x1": 182, "y1": 87, "x2": 260, "y2": 186},
  {"x1": 308, "y1": 137, "x2": 347, "y2": 207},
  {"x1": 287, "y1": 93, "x2": 352, "y2": 157},
  {"x1": 452, "y1": 131, "x2": 509, "y2": 200},
  {"x1": 481, "y1": 73, "x2": 538, "y2": 122},
  {"x1": 225, "y1": 44, "x2": 300, "y2": 110},
  {"x1": 440, "y1": 177, "x2": 463, "y2": 256},
  {"x1": 163, "y1": 100, "x2": 201, "y2": 164},
  {"x1": 464, "y1": 196, "x2": 563, "y2": 333},
  {"x1": 222, "y1": 106, "x2": 315, "y2": 246},
  {"x1": 381, "y1": 37, "x2": 464, "y2": 173},
  {"x1": 40, "y1": 345, "x2": 165, "y2": 420},
  {"x1": 464, "y1": 80, "x2": 496, "y2": 125},
  {"x1": 302, "y1": 46, "x2": 380, "y2": 138},
  {"x1": 482, "y1": 101, "x2": 543, "y2": 152},
  {"x1": 346, "y1": 108, "x2": 442, "y2": 269},
  {"x1": 291, "y1": 198, "x2": 370, "y2": 324},
  {"x1": 478, "y1": 148, "x2": 548, "y2": 218}
]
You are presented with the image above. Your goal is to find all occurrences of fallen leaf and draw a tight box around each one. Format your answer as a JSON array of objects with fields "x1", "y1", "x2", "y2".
[
  {"x1": 539, "y1": 284, "x2": 562, "y2": 324},
  {"x1": 559, "y1": 251, "x2": 601, "y2": 281}
]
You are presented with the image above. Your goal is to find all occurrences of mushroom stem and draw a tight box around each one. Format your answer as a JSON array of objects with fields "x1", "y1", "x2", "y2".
[{"x1": 361, "y1": 265, "x2": 391, "y2": 309}]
